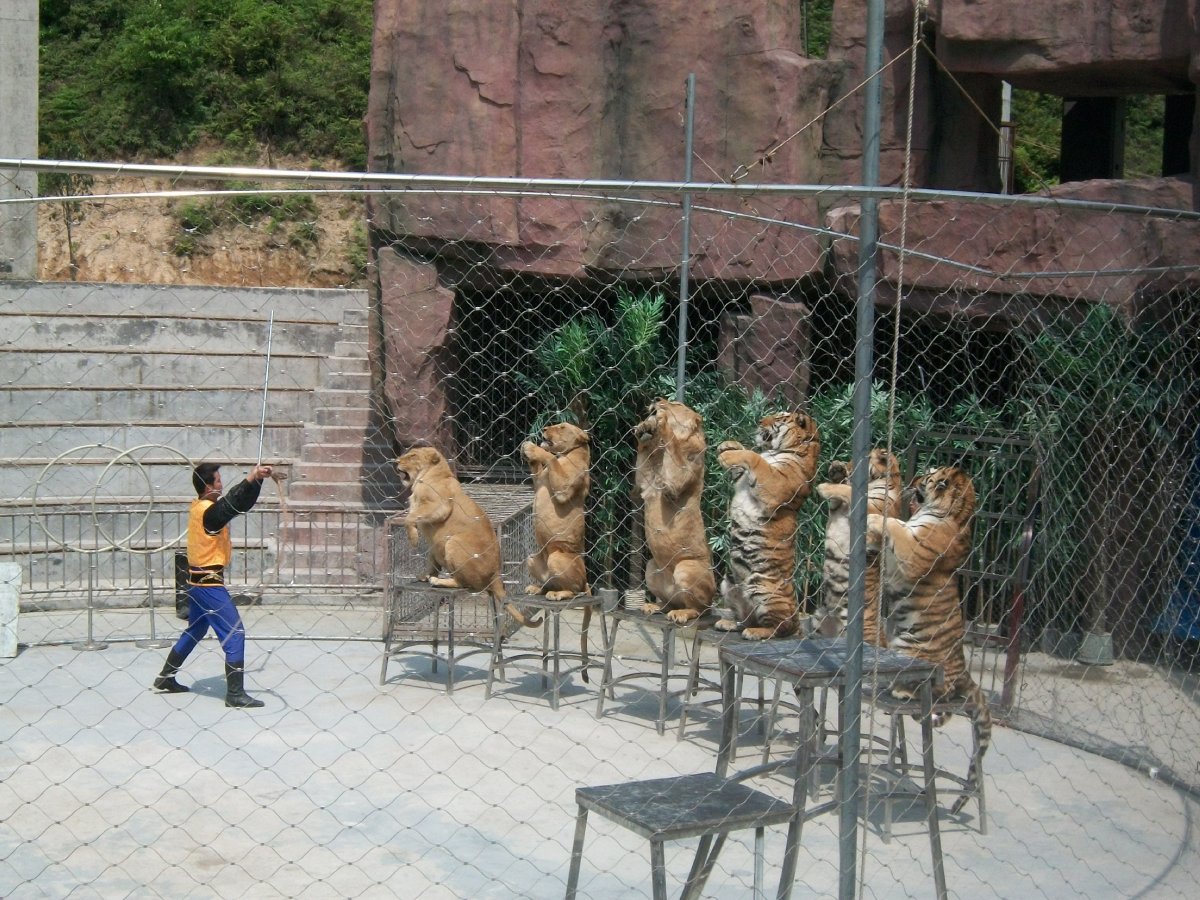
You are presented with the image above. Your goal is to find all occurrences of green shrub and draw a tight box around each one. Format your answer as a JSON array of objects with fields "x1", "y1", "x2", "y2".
[{"x1": 40, "y1": 0, "x2": 373, "y2": 167}]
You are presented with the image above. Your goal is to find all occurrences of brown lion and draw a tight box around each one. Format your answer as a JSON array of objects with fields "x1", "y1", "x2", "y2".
[
  {"x1": 395, "y1": 445, "x2": 540, "y2": 627},
  {"x1": 522, "y1": 422, "x2": 591, "y2": 601},
  {"x1": 633, "y1": 399, "x2": 716, "y2": 624}
]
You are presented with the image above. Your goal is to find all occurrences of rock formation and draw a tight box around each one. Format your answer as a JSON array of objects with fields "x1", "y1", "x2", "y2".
[{"x1": 366, "y1": 0, "x2": 1200, "y2": 454}]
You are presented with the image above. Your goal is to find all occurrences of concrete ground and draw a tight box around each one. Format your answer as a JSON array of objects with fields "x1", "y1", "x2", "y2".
[{"x1": 2, "y1": 604, "x2": 1199, "y2": 899}]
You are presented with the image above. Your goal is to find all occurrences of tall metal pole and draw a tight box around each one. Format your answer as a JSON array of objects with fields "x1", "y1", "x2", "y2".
[
  {"x1": 674, "y1": 73, "x2": 696, "y2": 402},
  {"x1": 841, "y1": 1, "x2": 886, "y2": 897}
]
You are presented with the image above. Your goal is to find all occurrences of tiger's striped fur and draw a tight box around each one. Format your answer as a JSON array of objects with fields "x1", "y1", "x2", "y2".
[
  {"x1": 867, "y1": 465, "x2": 991, "y2": 814},
  {"x1": 714, "y1": 411, "x2": 820, "y2": 640},
  {"x1": 815, "y1": 448, "x2": 902, "y2": 647}
]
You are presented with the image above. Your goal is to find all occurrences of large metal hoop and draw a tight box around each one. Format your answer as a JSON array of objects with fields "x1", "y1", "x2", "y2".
[
  {"x1": 30, "y1": 443, "x2": 197, "y2": 554},
  {"x1": 93, "y1": 444, "x2": 196, "y2": 554},
  {"x1": 30, "y1": 443, "x2": 125, "y2": 554}
]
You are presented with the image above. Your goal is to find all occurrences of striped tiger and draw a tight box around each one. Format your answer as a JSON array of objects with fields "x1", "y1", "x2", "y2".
[
  {"x1": 814, "y1": 448, "x2": 903, "y2": 646},
  {"x1": 867, "y1": 465, "x2": 991, "y2": 813},
  {"x1": 714, "y1": 411, "x2": 820, "y2": 640}
]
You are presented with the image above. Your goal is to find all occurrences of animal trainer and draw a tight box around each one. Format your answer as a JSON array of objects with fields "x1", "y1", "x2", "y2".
[{"x1": 151, "y1": 462, "x2": 274, "y2": 708}]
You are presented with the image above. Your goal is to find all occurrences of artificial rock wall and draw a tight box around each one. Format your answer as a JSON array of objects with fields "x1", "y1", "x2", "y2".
[{"x1": 366, "y1": 0, "x2": 1200, "y2": 450}]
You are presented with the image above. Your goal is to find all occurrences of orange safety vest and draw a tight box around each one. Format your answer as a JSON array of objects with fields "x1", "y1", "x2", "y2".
[{"x1": 187, "y1": 498, "x2": 232, "y2": 585}]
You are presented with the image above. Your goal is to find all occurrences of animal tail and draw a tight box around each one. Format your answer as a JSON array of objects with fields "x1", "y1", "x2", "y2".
[
  {"x1": 496, "y1": 576, "x2": 545, "y2": 628},
  {"x1": 951, "y1": 675, "x2": 992, "y2": 816}
]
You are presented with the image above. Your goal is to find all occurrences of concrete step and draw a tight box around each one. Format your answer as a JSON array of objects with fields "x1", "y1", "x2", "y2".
[
  {"x1": 322, "y1": 371, "x2": 370, "y2": 392},
  {"x1": 1, "y1": 281, "x2": 366, "y2": 323},
  {"x1": 314, "y1": 406, "x2": 372, "y2": 427},
  {"x1": 290, "y1": 460, "x2": 396, "y2": 485},
  {"x1": 298, "y1": 442, "x2": 383, "y2": 464},
  {"x1": 300, "y1": 423, "x2": 390, "y2": 445},
  {"x1": 328, "y1": 355, "x2": 369, "y2": 376},
  {"x1": 342, "y1": 308, "x2": 369, "y2": 327},
  {"x1": 0, "y1": 349, "x2": 327, "y2": 389},
  {"x1": 315, "y1": 388, "x2": 371, "y2": 409},
  {"x1": 4, "y1": 387, "x2": 313, "y2": 424},
  {"x1": 0, "y1": 422, "x2": 304, "y2": 461},
  {"x1": 334, "y1": 340, "x2": 368, "y2": 358},
  {"x1": 3, "y1": 314, "x2": 343, "y2": 357},
  {"x1": 288, "y1": 480, "x2": 376, "y2": 504}
]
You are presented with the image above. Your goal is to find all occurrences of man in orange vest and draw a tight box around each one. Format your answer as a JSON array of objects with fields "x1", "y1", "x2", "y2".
[{"x1": 152, "y1": 461, "x2": 273, "y2": 708}]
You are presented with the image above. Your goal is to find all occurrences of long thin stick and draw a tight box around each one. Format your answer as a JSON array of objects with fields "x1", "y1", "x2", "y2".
[{"x1": 256, "y1": 311, "x2": 274, "y2": 466}]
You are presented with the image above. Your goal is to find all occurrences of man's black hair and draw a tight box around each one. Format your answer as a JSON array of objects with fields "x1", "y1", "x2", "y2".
[{"x1": 193, "y1": 463, "x2": 221, "y2": 497}]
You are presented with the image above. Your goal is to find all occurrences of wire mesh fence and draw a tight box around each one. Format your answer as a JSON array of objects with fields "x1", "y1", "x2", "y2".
[{"x1": 1, "y1": 160, "x2": 1199, "y2": 898}]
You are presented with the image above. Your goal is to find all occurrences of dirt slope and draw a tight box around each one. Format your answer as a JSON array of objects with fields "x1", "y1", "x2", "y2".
[{"x1": 35, "y1": 151, "x2": 366, "y2": 289}]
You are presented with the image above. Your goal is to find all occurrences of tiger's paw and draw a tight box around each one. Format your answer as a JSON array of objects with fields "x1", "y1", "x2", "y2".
[
  {"x1": 714, "y1": 618, "x2": 740, "y2": 632},
  {"x1": 889, "y1": 686, "x2": 915, "y2": 702},
  {"x1": 666, "y1": 608, "x2": 701, "y2": 624},
  {"x1": 524, "y1": 583, "x2": 542, "y2": 595},
  {"x1": 740, "y1": 627, "x2": 777, "y2": 641},
  {"x1": 641, "y1": 601, "x2": 664, "y2": 616}
]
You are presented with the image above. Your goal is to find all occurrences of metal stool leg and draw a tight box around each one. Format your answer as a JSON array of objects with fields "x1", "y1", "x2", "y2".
[
  {"x1": 446, "y1": 595, "x2": 459, "y2": 694},
  {"x1": 675, "y1": 627, "x2": 705, "y2": 740},
  {"x1": 485, "y1": 596, "x2": 504, "y2": 700},
  {"x1": 551, "y1": 609, "x2": 563, "y2": 711},
  {"x1": 595, "y1": 614, "x2": 621, "y2": 718},
  {"x1": 564, "y1": 805, "x2": 588, "y2": 900},
  {"x1": 919, "y1": 682, "x2": 948, "y2": 900},
  {"x1": 656, "y1": 627, "x2": 674, "y2": 736},
  {"x1": 649, "y1": 838, "x2": 668, "y2": 900}
]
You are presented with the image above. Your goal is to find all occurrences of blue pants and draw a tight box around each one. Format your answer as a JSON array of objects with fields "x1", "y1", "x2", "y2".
[{"x1": 172, "y1": 585, "x2": 246, "y2": 664}]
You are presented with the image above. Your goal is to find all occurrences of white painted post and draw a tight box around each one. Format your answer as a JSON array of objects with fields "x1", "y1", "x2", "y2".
[{"x1": 0, "y1": 562, "x2": 21, "y2": 657}]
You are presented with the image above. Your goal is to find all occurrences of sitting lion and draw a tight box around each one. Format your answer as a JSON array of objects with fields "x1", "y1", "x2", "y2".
[
  {"x1": 634, "y1": 398, "x2": 716, "y2": 624},
  {"x1": 522, "y1": 422, "x2": 591, "y2": 601},
  {"x1": 395, "y1": 445, "x2": 540, "y2": 627}
]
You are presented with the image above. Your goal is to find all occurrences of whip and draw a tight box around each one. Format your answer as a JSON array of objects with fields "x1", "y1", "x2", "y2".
[{"x1": 256, "y1": 310, "x2": 274, "y2": 466}]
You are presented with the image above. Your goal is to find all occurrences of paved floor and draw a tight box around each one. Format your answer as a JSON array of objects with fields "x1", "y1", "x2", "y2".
[{"x1": 2, "y1": 605, "x2": 1199, "y2": 899}]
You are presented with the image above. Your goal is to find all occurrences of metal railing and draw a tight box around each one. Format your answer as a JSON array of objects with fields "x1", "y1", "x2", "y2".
[{"x1": 1, "y1": 503, "x2": 391, "y2": 645}]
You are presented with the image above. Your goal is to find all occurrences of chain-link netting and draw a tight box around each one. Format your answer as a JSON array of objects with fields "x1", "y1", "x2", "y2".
[{"x1": 2, "y1": 154, "x2": 1199, "y2": 899}]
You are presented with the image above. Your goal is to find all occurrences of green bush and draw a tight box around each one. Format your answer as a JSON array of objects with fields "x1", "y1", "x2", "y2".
[{"x1": 40, "y1": 0, "x2": 373, "y2": 167}]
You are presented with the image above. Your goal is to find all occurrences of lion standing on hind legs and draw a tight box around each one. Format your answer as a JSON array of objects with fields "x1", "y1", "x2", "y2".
[
  {"x1": 394, "y1": 445, "x2": 542, "y2": 628},
  {"x1": 634, "y1": 399, "x2": 716, "y2": 624},
  {"x1": 522, "y1": 422, "x2": 591, "y2": 601},
  {"x1": 521, "y1": 421, "x2": 594, "y2": 675}
]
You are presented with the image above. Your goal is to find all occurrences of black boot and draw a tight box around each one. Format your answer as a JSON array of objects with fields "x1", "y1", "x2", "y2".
[
  {"x1": 152, "y1": 649, "x2": 190, "y2": 694},
  {"x1": 225, "y1": 662, "x2": 265, "y2": 709}
]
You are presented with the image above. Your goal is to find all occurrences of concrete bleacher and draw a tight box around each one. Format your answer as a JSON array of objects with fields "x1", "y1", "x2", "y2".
[
  {"x1": 1, "y1": 280, "x2": 403, "y2": 601},
  {"x1": 1, "y1": 280, "x2": 398, "y2": 505}
]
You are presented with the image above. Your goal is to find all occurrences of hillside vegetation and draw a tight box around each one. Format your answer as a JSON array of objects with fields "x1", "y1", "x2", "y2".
[{"x1": 39, "y1": 0, "x2": 373, "y2": 168}]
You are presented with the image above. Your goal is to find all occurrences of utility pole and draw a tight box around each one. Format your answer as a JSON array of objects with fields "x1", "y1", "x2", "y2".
[{"x1": 0, "y1": 0, "x2": 39, "y2": 279}]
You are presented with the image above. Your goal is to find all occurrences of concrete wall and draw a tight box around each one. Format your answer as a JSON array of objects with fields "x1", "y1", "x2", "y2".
[{"x1": 0, "y1": 0, "x2": 38, "y2": 279}]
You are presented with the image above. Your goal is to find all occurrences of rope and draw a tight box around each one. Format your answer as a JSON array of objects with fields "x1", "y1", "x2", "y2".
[
  {"x1": 915, "y1": 36, "x2": 1058, "y2": 198},
  {"x1": 726, "y1": 49, "x2": 917, "y2": 185}
]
